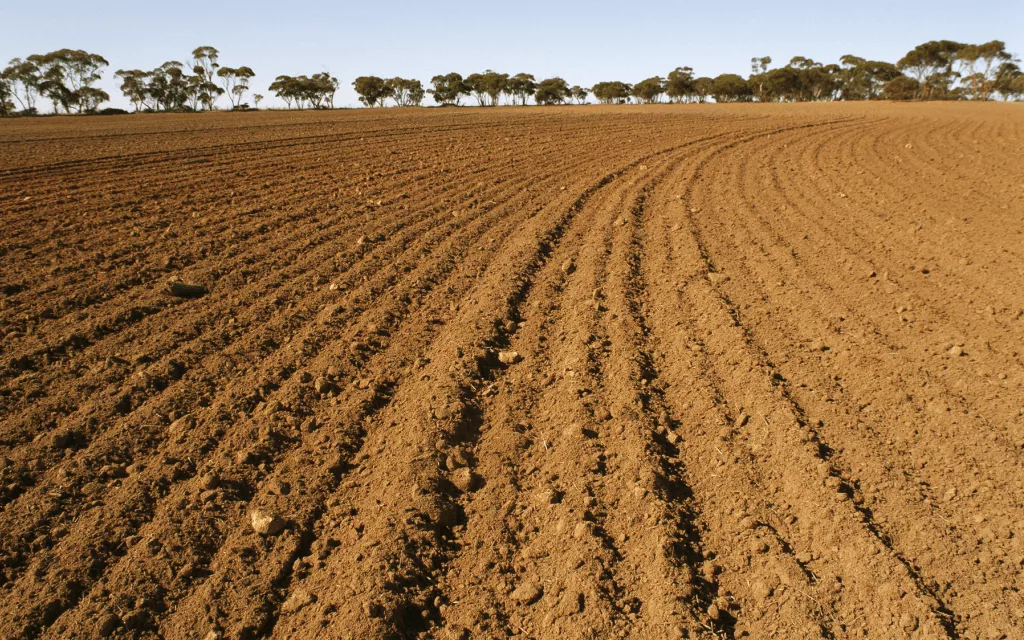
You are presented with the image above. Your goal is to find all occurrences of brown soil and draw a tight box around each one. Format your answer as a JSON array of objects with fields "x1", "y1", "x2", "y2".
[{"x1": 0, "y1": 103, "x2": 1022, "y2": 640}]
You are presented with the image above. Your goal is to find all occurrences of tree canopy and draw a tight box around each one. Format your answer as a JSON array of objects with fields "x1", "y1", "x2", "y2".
[
  {"x1": 3, "y1": 37, "x2": 1023, "y2": 116},
  {"x1": 428, "y1": 73, "x2": 469, "y2": 106},
  {"x1": 534, "y1": 77, "x2": 570, "y2": 105}
]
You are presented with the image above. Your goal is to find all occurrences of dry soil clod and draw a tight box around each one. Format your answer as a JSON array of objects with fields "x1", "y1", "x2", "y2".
[{"x1": 166, "y1": 280, "x2": 207, "y2": 298}]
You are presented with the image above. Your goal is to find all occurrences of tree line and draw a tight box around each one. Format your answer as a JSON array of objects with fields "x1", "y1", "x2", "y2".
[
  {"x1": 0, "y1": 46, "x2": 262, "y2": 116},
  {"x1": 2, "y1": 39, "x2": 1022, "y2": 116}
]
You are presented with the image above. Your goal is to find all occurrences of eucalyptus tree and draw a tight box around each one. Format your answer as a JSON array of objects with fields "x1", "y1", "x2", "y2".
[
  {"x1": 534, "y1": 77, "x2": 570, "y2": 105},
  {"x1": 749, "y1": 56, "x2": 772, "y2": 101},
  {"x1": 217, "y1": 66, "x2": 255, "y2": 108},
  {"x1": 570, "y1": 85, "x2": 589, "y2": 104},
  {"x1": 591, "y1": 81, "x2": 631, "y2": 104},
  {"x1": 114, "y1": 69, "x2": 149, "y2": 111},
  {"x1": 897, "y1": 40, "x2": 963, "y2": 99},
  {"x1": 269, "y1": 75, "x2": 299, "y2": 108},
  {"x1": 148, "y1": 62, "x2": 190, "y2": 111},
  {"x1": 0, "y1": 74, "x2": 12, "y2": 116},
  {"x1": 693, "y1": 77, "x2": 714, "y2": 103},
  {"x1": 839, "y1": 57, "x2": 900, "y2": 100},
  {"x1": 993, "y1": 62, "x2": 1023, "y2": 100},
  {"x1": 190, "y1": 46, "x2": 222, "y2": 109},
  {"x1": 666, "y1": 66, "x2": 695, "y2": 102},
  {"x1": 353, "y1": 76, "x2": 391, "y2": 107},
  {"x1": 464, "y1": 70, "x2": 508, "y2": 106},
  {"x1": 428, "y1": 73, "x2": 469, "y2": 106},
  {"x1": 28, "y1": 49, "x2": 109, "y2": 112},
  {"x1": 504, "y1": 73, "x2": 537, "y2": 105},
  {"x1": 2, "y1": 58, "x2": 42, "y2": 112},
  {"x1": 1001, "y1": 72, "x2": 1024, "y2": 100},
  {"x1": 711, "y1": 73, "x2": 750, "y2": 102},
  {"x1": 632, "y1": 76, "x2": 666, "y2": 103},
  {"x1": 956, "y1": 41, "x2": 1013, "y2": 100},
  {"x1": 270, "y1": 73, "x2": 338, "y2": 109},
  {"x1": 386, "y1": 77, "x2": 425, "y2": 106},
  {"x1": 882, "y1": 76, "x2": 920, "y2": 100}
]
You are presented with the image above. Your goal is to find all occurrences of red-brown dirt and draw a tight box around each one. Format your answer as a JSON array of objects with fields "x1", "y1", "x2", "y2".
[{"x1": 0, "y1": 103, "x2": 1022, "y2": 639}]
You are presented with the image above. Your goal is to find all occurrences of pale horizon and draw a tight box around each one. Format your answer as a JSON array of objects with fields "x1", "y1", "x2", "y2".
[{"x1": 4, "y1": 0, "x2": 1022, "y2": 111}]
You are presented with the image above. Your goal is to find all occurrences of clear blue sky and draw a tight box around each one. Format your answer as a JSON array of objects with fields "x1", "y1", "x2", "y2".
[{"x1": 4, "y1": 0, "x2": 1022, "y2": 109}]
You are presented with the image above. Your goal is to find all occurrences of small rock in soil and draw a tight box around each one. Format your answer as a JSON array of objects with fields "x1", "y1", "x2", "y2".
[
  {"x1": 169, "y1": 415, "x2": 195, "y2": 433},
  {"x1": 166, "y1": 280, "x2": 207, "y2": 298},
  {"x1": 949, "y1": 345, "x2": 964, "y2": 357},
  {"x1": 166, "y1": 360, "x2": 186, "y2": 380},
  {"x1": 268, "y1": 478, "x2": 291, "y2": 495},
  {"x1": 498, "y1": 350, "x2": 521, "y2": 365},
  {"x1": 49, "y1": 430, "x2": 70, "y2": 449},
  {"x1": 314, "y1": 377, "x2": 333, "y2": 394},
  {"x1": 573, "y1": 522, "x2": 595, "y2": 539},
  {"x1": 235, "y1": 450, "x2": 256, "y2": 466},
  {"x1": 450, "y1": 467, "x2": 477, "y2": 492},
  {"x1": 282, "y1": 589, "x2": 316, "y2": 613},
  {"x1": 561, "y1": 258, "x2": 576, "y2": 275},
  {"x1": 96, "y1": 612, "x2": 120, "y2": 637},
  {"x1": 251, "y1": 509, "x2": 287, "y2": 536},
  {"x1": 363, "y1": 601, "x2": 383, "y2": 618},
  {"x1": 511, "y1": 582, "x2": 543, "y2": 604}
]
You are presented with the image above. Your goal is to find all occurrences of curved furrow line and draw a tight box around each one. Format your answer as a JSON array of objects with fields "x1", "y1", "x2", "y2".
[
  {"x1": 639, "y1": 126, "x2": 853, "y2": 639},
  {"x1": 42, "y1": 156, "x2": 561, "y2": 640},
  {"x1": 0, "y1": 116, "x2": 525, "y2": 179},
  {"x1": 662, "y1": 118, "x2": 958, "y2": 638},
  {"x1": 0, "y1": 144, "x2": 606, "y2": 630},
  {"x1": 768, "y1": 116, "x2": 1024, "y2": 425},
  {"x1": 868, "y1": 115, "x2": 1024, "y2": 268},
  {"x1": 0, "y1": 130, "x2": 557, "y2": 345},
  {"x1": 0, "y1": 128, "x2": 593, "y2": 419},
  {"x1": 769, "y1": 119, "x2": 1024, "y2": 445},
  {"x1": 608, "y1": 179, "x2": 729, "y2": 637},
  {"x1": 421, "y1": 159, "x2": 678, "y2": 640},
  {"x1": 824, "y1": 113, "x2": 1024, "y2": 286},
  {"x1": 901, "y1": 115, "x2": 1016, "y2": 202},
  {"x1": 691, "y1": 117, "x2": 984, "y2": 621},
  {"x1": 422, "y1": 139, "x2": 740, "y2": 640},
  {"x1": 0, "y1": 187, "x2": 511, "y2": 637},
  {"x1": 708, "y1": 116, "x2": 1024, "y2": 636},
  {"x1": 265, "y1": 138, "x2": 709, "y2": 640},
  {"x1": 751, "y1": 116, "x2": 1024, "y2": 479},
  {"x1": 0, "y1": 154, "x2": 557, "y2": 577}
]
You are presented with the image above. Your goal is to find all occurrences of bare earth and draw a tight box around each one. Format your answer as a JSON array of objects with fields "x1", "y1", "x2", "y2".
[{"x1": 0, "y1": 103, "x2": 1022, "y2": 640}]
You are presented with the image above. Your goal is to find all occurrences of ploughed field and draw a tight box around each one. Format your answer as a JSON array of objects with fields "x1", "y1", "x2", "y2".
[{"x1": 0, "y1": 103, "x2": 1022, "y2": 640}]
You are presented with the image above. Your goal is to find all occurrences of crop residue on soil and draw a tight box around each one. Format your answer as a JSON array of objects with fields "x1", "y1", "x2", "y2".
[{"x1": 0, "y1": 103, "x2": 1022, "y2": 639}]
